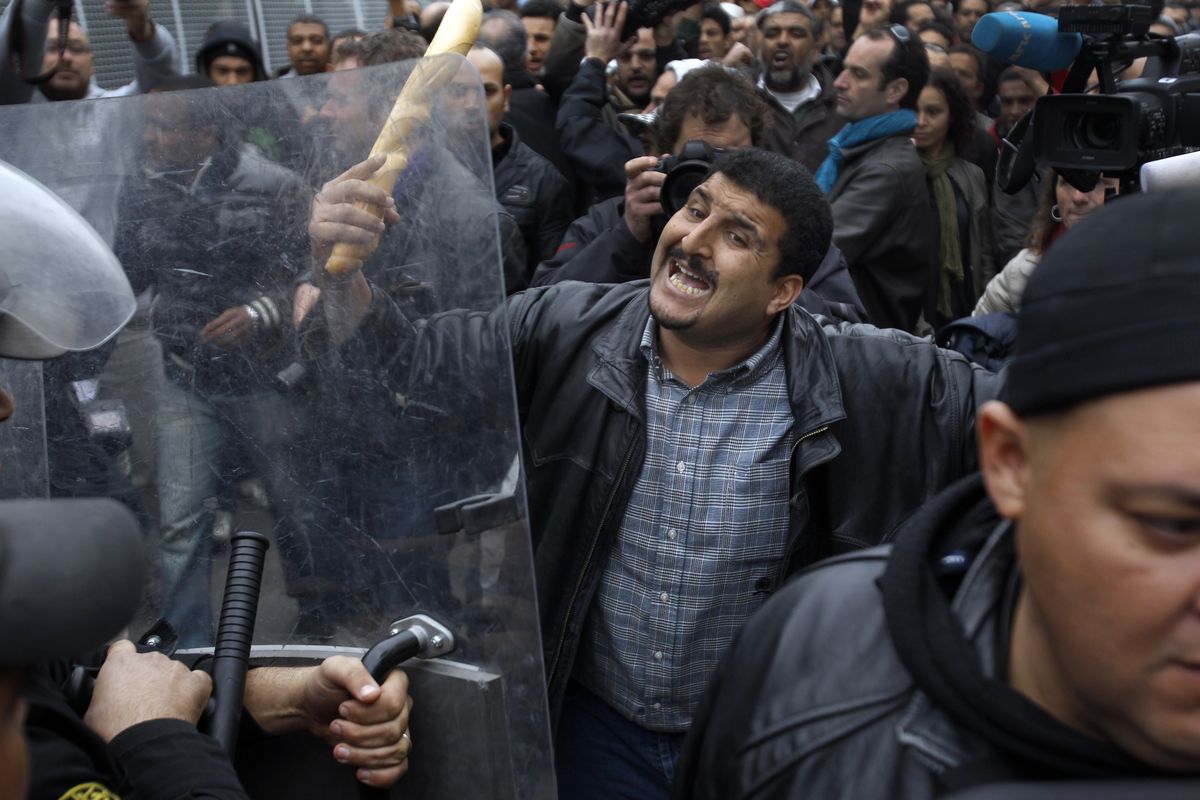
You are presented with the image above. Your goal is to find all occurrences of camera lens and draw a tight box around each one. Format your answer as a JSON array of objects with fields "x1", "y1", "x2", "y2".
[{"x1": 1069, "y1": 110, "x2": 1121, "y2": 151}]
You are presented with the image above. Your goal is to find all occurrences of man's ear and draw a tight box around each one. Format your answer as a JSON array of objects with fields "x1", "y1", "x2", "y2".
[
  {"x1": 767, "y1": 273, "x2": 804, "y2": 315},
  {"x1": 978, "y1": 401, "x2": 1031, "y2": 520},
  {"x1": 886, "y1": 76, "x2": 909, "y2": 107},
  {"x1": 503, "y1": 84, "x2": 512, "y2": 114}
]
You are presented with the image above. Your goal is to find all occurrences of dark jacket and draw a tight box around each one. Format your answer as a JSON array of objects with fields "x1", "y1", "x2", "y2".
[
  {"x1": 760, "y1": 66, "x2": 844, "y2": 174},
  {"x1": 354, "y1": 281, "x2": 996, "y2": 725},
  {"x1": 675, "y1": 476, "x2": 1163, "y2": 800},
  {"x1": 492, "y1": 123, "x2": 573, "y2": 284},
  {"x1": 529, "y1": 194, "x2": 869, "y2": 323},
  {"x1": 829, "y1": 131, "x2": 939, "y2": 332},
  {"x1": 113, "y1": 143, "x2": 308, "y2": 392},
  {"x1": 555, "y1": 58, "x2": 643, "y2": 200},
  {"x1": 503, "y1": 68, "x2": 573, "y2": 183}
]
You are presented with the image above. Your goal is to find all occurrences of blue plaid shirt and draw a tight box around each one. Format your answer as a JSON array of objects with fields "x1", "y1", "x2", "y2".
[{"x1": 575, "y1": 315, "x2": 795, "y2": 731}]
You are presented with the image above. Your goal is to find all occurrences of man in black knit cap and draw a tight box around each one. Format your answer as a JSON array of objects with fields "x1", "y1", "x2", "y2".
[{"x1": 675, "y1": 188, "x2": 1200, "y2": 799}]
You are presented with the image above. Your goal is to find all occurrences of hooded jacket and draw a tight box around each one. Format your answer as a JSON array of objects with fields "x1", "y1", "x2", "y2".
[
  {"x1": 194, "y1": 21, "x2": 266, "y2": 81},
  {"x1": 349, "y1": 280, "x2": 995, "y2": 725},
  {"x1": 675, "y1": 475, "x2": 1169, "y2": 800}
]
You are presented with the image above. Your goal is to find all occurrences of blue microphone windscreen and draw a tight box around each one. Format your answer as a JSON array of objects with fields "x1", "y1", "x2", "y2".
[{"x1": 972, "y1": 10, "x2": 1082, "y2": 71}]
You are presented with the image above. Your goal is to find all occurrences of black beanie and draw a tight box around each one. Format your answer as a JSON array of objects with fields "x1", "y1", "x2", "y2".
[
  {"x1": 195, "y1": 21, "x2": 266, "y2": 81},
  {"x1": 1000, "y1": 187, "x2": 1200, "y2": 415}
]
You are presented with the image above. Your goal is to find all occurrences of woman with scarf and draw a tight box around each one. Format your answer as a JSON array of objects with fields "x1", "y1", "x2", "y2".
[{"x1": 912, "y1": 67, "x2": 994, "y2": 330}]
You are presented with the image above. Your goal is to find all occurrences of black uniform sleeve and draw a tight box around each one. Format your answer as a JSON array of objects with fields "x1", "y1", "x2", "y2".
[{"x1": 109, "y1": 719, "x2": 250, "y2": 799}]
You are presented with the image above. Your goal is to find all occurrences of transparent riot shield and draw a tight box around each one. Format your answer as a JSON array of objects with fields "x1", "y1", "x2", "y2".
[{"x1": 0, "y1": 58, "x2": 555, "y2": 798}]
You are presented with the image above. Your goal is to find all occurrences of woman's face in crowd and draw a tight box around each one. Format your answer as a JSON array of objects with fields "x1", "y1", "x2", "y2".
[
  {"x1": 1056, "y1": 175, "x2": 1114, "y2": 229},
  {"x1": 913, "y1": 85, "x2": 951, "y2": 155}
]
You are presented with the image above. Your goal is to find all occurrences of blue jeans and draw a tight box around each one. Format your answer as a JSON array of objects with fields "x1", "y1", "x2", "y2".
[
  {"x1": 555, "y1": 682, "x2": 685, "y2": 800},
  {"x1": 156, "y1": 377, "x2": 307, "y2": 645}
]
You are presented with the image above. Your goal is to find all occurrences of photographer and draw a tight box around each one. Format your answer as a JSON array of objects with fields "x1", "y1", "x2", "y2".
[{"x1": 532, "y1": 63, "x2": 866, "y2": 322}]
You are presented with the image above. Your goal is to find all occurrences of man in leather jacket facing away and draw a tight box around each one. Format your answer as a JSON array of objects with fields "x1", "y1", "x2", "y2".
[{"x1": 676, "y1": 189, "x2": 1200, "y2": 799}]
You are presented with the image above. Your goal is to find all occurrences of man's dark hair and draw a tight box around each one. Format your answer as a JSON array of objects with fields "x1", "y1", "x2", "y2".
[
  {"x1": 926, "y1": 67, "x2": 975, "y2": 156},
  {"x1": 653, "y1": 64, "x2": 768, "y2": 154},
  {"x1": 890, "y1": 0, "x2": 932, "y2": 25},
  {"x1": 356, "y1": 28, "x2": 427, "y2": 65},
  {"x1": 332, "y1": 27, "x2": 366, "y2": 43},
  {"x1": 702, "y1": 3, "x2": 732, "y2": 35},
  {"x1": 288, "y1": 13, "x2": 330, "y2": 40},
  {"x1": 519, "y1": 0, "x2": 563, "y2": 21},
  {"x1": 864, "y1": 27, "x2": 929, "y2": 109},
  {"x1": 757, "y1": 1, "x2": 816, "y2": 30},
  {"x1": 916, "y1": 19, "x2": 954, "y2": 46},
  {"x1": 477, "y1": 10, "x2": 528, "y2": 74},
  {"x1": 711, "y1": 149, "x2": 832, "y2": 282},
  {"x1": 947, "y1": 43, "x2": 983, "y2": 79}
]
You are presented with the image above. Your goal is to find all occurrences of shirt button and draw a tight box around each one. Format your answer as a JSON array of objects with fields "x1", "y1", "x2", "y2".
[
  {"x1": 653, "y1": 702, "x2": 662, "y2": 711},
  {"x1": 676, "y1": 460, "x2": 686, "y2": 473},
  {"x1": 659, "y1": 591, "x2": 669, "y2": 602},
  {"x1": 667, "y1": 528, "x2": 677, "y2": 539},
  {"x1": 654, "y1": 651, "x2": 664, "y2": 660}
]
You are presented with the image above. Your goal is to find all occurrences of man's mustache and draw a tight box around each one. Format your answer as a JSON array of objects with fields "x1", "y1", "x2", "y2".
[{"x1": 667, "y1": 247, "x2": 718, "y2": 288}]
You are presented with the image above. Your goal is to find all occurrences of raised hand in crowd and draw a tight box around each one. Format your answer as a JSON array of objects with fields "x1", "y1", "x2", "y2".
[
  {"x1": 583, "y1": 1, "x2": 630, "y2": 64},
  {"x1": 83, "y1": 640, "x2": 213, "y2": 742},
  {"x1": 722, "y1": 41, "x2": 755, "y2": 68},
  {"x1": 105, "y1": 0, "x2": 155, "y2": 41}
]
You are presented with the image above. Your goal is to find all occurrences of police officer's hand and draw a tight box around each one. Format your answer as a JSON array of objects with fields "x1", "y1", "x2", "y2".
[
  {"x1": 309, "y1": 155, "x2": 400, "y2": 275},
  {"x1": 623, "y1": 155, "x2": 665, "y2": 244},
  {"x1": 199, "y1": 306, "x2": 256, "y2": 349},
  {"x1": 84, "y1": 640, "x2": 212, "y2": 742}
]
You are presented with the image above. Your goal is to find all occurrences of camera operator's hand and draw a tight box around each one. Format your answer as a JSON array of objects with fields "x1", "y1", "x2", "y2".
[
  {"x1": 723, "y1": 41, "x2": 754, "y2": 68},
  {"x1": 583, "y1": 1, "x2": 630, "y2": 64},
  {"x1": 309, "y1": 154, "x2": 400, "y2": 272},
  {"x1": 84, "y1": 640, "x2": 212, "y2": 743},
  {"x1": 199, "y1": 306, "x2": 256, "y2": 349},
  {"x1": 623, "y1": 156, "x2": 665, "y2": 244},
  {"x1": 244, "y1": 658, "x2": 413, "y2": 788},
  {"x1": 106, "y1": 1, "x2": 154, "y2": 42}
]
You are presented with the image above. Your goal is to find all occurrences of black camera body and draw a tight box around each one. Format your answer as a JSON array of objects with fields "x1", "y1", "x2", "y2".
[
  {"x1": 654, "y1": 140, "x2": 725, "y2": 216},
  {"x1": 1022, "y1": 5, "x2": 1200, "y2": 189}
]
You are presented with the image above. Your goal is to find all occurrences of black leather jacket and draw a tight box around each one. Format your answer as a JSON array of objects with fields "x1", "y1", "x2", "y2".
[
  {"x1": 829, "y1": 132, "x2": 939, "y2": 333},
  {"x1": 356, "y1": 281, "x2": 996, "y2": 725},
  {"x1": 492, "y1": 123, "x2": 572, "y2": 284}
]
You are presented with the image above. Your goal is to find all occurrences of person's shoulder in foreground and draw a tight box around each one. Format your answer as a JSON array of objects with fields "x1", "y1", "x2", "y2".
[{"x1": 675, "y1": 187, "x2": 1200, "y2": 800}]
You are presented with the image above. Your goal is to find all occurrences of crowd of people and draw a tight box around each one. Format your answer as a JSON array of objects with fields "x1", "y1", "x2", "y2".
[{"x1": 1, "y1": 0, "x2": 1200, "y2": 797}]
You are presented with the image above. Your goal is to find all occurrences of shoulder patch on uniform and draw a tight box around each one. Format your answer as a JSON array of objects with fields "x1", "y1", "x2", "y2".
[{"x1": 58, "y1": 782, "x2": 121, "y2": 800}]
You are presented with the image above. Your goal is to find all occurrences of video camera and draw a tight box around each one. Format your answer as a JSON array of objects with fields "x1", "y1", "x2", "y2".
[{"x1": 976, "y1": 4, "x2": 1200, "y2": 192}]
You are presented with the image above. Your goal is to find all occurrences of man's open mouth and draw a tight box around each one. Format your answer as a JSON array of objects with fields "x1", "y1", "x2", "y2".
[
  {"x1": 667, "y1": 255, "x2": 714, "y2": 297},
  {"x1": 772, "y1": 50, "x2": 792, "y2": 67}
]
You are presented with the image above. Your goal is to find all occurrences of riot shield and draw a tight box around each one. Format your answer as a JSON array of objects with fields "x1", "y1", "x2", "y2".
[{"x1": 0, "y1": 58, "x2": 555, "y2": 799}]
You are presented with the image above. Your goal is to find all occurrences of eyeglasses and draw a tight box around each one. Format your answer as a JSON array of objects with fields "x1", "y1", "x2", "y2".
[{"x1": 887, "y1": 23, "x2": 912, "y2": 45}]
